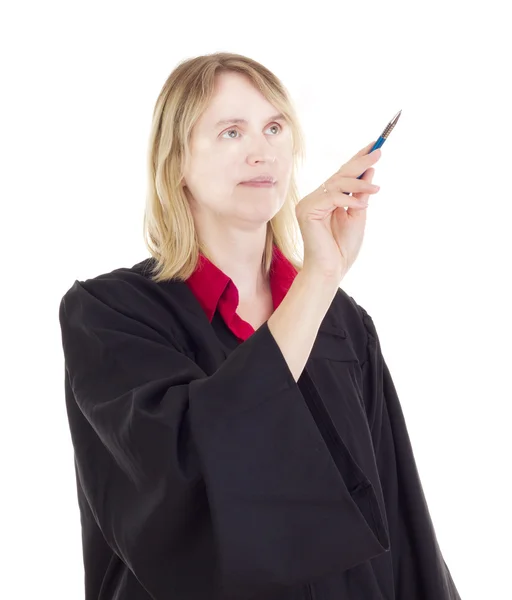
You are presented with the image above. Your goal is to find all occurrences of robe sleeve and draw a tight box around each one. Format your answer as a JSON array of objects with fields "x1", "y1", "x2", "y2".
[
  {"x1": 59, "y1": 278, "x2": 389, "y2": 599},
  {"x1": 357, "y1": 303, "x2": 461, "y2": 599}
]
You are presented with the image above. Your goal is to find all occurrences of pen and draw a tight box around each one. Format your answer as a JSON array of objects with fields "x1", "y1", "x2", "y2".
[{"x1": 343, "y1": 109, "x2": 402, "y2": 195}]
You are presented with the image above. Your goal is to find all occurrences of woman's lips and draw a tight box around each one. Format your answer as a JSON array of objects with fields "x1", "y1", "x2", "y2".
[{"x1": 239, "y1": 181, "x2": 276, "y2": 187}]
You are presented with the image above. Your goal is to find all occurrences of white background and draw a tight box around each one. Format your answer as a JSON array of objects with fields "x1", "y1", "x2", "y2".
[{"x1": 2, "y1": 1, "x2": 510, "y2": 598}]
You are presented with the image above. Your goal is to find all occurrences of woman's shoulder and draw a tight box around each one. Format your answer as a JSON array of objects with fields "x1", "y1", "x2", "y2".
[
  {"x1": 323, "y1": 286, "x2": 376, "y2": 363},
  {"x1": 59, "y1": 257, "x2": 192, "y2": 333},
  {"x1": 327, "y1": 286, "x2": 370, "y2": 333}
]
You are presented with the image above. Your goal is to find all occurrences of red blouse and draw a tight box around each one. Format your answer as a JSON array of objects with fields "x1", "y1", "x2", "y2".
[{"x1": 185, "y1": 244, "x2": 299, "y2": 341}]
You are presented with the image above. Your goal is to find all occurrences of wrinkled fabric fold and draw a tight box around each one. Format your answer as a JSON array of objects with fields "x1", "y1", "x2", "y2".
[
  {"x1": 357, "y1": 305, "x2": 461, "y2": 599},
  {"x1": 60, "y1": 277, "x2": 390, "y2": 600}
]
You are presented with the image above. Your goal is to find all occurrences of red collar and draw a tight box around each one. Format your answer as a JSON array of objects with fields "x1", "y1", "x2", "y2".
[{"x1": 185, "y1": 244, "x2": 298, "y2": 340}]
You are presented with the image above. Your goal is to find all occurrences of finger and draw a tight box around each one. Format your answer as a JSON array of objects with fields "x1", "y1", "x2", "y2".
[
  {"x1": 339, "y1": 144, "x2": 381, "y2": 176},
  {"x1": 332, "y1": 193, "x2": 370, "y2": 213},
  {"x1": 303, "y1": 183, "x2": 372, "y2": 216},
  {"x1": 331, "y1": 171, "x2": 378, "y2": 195},
  {"x1": 332, "y1": 173, "x2": 376, "y2": 208},
  {"x1": 352, "y1": 140, "x2": 378, "y2": 160},
  {"x1": 346, "y1": 200, "x2": 369, "y2": 217},
  {"x1": 352, "y1": 168, "x2": 376, "y2": 201},
  {"x1": 357, "y1": 167, "x2": 375, "y2": 185}
]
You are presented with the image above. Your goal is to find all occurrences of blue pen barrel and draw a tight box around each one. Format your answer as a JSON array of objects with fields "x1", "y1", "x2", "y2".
[
  {"x1": 342, "y1": 135, "x2": 386, "y2": 195},
  {"x1": 340, "y1": 109, "x2": 401, "y2": 195}
]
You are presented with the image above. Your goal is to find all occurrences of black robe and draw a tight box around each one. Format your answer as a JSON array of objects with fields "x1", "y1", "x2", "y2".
[{"x1": 58, "y1": 257, "x2": 461, "y2": 600}]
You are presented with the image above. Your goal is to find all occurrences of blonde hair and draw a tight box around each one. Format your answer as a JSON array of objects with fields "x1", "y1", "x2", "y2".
[{"x1": 142, "y1": 52, "x2": 306, "y2": 283}]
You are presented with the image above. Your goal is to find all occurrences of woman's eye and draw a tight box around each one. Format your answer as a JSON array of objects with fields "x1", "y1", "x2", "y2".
[{"x1": 221, "y1": 123, "x2": 281, "y2": 139}]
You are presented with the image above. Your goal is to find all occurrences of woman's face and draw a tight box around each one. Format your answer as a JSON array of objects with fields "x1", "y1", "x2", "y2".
[{"x1": 182, "y1": 71, "x2": 294, "y2": 230}]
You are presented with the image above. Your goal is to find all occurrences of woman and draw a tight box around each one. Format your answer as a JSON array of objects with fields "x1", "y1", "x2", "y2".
[{"x1": 59, "y1": 52, "x2": 461, "y2": 600}]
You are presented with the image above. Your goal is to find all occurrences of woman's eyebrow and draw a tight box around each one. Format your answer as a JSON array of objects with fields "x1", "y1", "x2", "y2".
[{"x1": 214, "y1": 113, "x2": 286, "y2": 128}]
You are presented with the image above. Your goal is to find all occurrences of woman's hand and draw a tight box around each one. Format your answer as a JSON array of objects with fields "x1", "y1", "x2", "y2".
[{"x1": 296, "y1": 140, "x2": 382, "y2": 281}]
